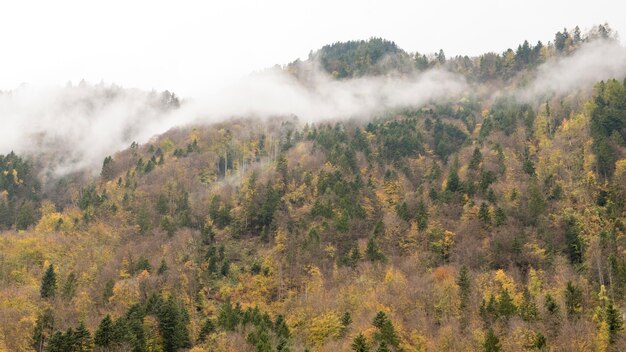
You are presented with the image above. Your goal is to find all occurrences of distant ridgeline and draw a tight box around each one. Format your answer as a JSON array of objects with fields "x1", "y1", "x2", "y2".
[{"x1": 287, "y1": 23, "x2": 616, "y2": 81}]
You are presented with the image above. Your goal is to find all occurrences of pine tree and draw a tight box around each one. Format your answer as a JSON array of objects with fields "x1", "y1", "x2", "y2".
[
  {"x1": 494, "y1": 207, "x2": 506, "y2": 226},
  {"x1": 544, "y1": 293, "x2": 559, "y2": 315},
  {"x1": 45, "y1": 331, "x2": 68, "y2": 352},
  {"x1": 478, "y1": 203, "x2": 491, "y2": 226},
  {"x1": 73, "y1": 321, "x2": 92, "y2": 352},
  {"x1": 158, "y1": 297, "x2": 191, "y2": 352},
  {"x1": 157, "y1": 259, "x2": 169, "y2": 275},
  {"x1": 102, "y1": 279, "x2": 115, "y2": 303},
  {"x1": 457, "y1": 266, "x2": 471, "y2": 311},
  {"x1": 62, "y1": 272, "x2": 77, "y2": 300},
  {"x1": 40, "y1": 264, "x2": 57, "y2": 299},
  {"x1": 565, "y1": 281, "x2": 583, "y2": 318},
  {"x1": 94, "y1": 315, "x2": 114, "y2": 348},
  {"x1": 606, "y1": 301, "x2": 623, "y2": 343},
  {"x1": 366, "y1": 237, "x2": 385, "y2": 262},
  {"x1": 483, "y1": 328, "x2": 501, "y2": 352},
  {"x1": 352, "y1": 333, "x2": 370, "y2": 352},
  {"x1": 274, "y1": 314, "x2": 290, "y2": 339},
  {"x1": 446, "y1": 168, "x2": 460, "y2": 193},
  {"x1": 497, "y1": 289, "x2": 517, "y2": 319},
  {"x1": 519, "y1": 291, "x2": 539, "y2": 322},
  {"x1": 198, "y1": 319, "x2": 215, "y2": 343},
  {"x1": 469, "y1": 147, "x2": 483, "y2": 170}
]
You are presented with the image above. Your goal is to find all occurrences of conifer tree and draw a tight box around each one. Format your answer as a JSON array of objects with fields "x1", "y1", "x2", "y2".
[
  {"x1": 352, "y1": 333, "x2": 370, "y2": 352},
  {"x1": 94, "y1": 315, "x2": 114, "y2": 348},
  {"x1": 483, "y1": 328, "x2": 501, "y2": 352},
  {"x1": 40, "y1": 264, "x2": 57, "y2": 299}
]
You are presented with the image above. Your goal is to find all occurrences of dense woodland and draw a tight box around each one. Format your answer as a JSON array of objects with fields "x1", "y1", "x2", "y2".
[{"x1": 1, "y1": 24, "x2": 626, "y2": 351}]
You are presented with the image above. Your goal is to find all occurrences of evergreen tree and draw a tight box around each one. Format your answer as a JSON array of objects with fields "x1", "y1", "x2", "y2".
[
  {"x1": 478, "y1": 202, "x2": 491, "y2": 225},
  {"x1": 157, "y1": 259, "x2": 169, "y2": 275},
  {"x1": 352, "y1": 333, "x2": 370, "y2": 352},
  {"x1": 16, "y1": 202, "x2": 36, "y2": 230},
  {"x1": 494, "y1": 207, "x2": 506, "y2": 226},
  {"x1": 519, "y1": 291, "x2": 539, "y2": 322},
  {"x1": 102, "y1": 279, "x2": 115, "y2": 303},
  {"x1": 158, "y1": 297, "x2": 191, "y2": 352},
  {"x1": 94, "y1": 315, "x2": 114, "y2": 348},
  {"x1": 469, "y1": 147, "x2": 483, "y2": 170},
  {"x1": 198, "y1": 319, "x2": 215, "y2": 343},
  {"x1": 40, "y1": 264, "x2": 57, "y2": 299},
  {"x1": 45, "y1": 331, "x2": 68, "y2": 352},
  {"x1": 483, "y1": 328, "x2": 501, "y2": 352},
  {"x1": 564, "y1": 281, "x2": 583, "y2": 318},
  {"x1": 366, "y1": 237, "x2": 385, "y2": 262},
  {"x1": 275, "y1": 314, "x2": 290, "y2": 339},
  {"x1": 446, "y1": 168, "x2": 460, "y2": 193},
  {"x1": 62, "y1": 272, "x2": 78, "y2": 300},
  {"x1": 73, "y1": 321, "x2": 93, "y2": 352},
  {"x1": 544, "y1": 293, "x2": 559, "y2": 315},
  {"x1": 497, "y1": 289, "x2": 517, "y2": 319},
  {"x1": 457, "y1": 266, "x2": 471, "y2": 311},
  {"x1": 606, "y1": 301, "x2": 623, "y2": 343}
]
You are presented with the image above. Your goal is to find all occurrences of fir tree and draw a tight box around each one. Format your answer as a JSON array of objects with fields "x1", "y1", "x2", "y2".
[
  {"x1": 352, "y1": 333, "x2": 370, "y2": 352},
  {"x1": 565, "y1": 281, "x2": 583, "y2": 318},
  {"x1": 483, "y1": 328, "x2": 501, "y2": 352},
  {"x1": 94, "y1": 315, "x2": 114, "y2": 348},
  {"x1": 606, "y1": 301, "x2": 623, "y2": 343},
  {"x1": 40, "y1": 264, "x2": 57, "y2": 299},
  {"x1": 457, "y1": 266, "x2": 471, "y2": 311},
  {"x1": 73, "y1": 321, "x2": 93, "y2": 352}
]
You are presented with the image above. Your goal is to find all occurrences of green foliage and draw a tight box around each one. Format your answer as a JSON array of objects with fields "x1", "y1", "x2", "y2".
[
  {"x1": 94, "y1": 315, "x2": 114, "y2": 348},
  {"x1": 371, "y1": 311, "x2": 400, "y2": 350},
  {"x1": 565, "y1": 281, "x2": 583, "y2": 317},
  {"x1": 16, "y1": 201, "x2": 36, "y2": 230},
  {"x1": 40, "y1": 264, "x2": 57, "y2": 299},
  {"x1": 483, "y1": 328, "x2": 501, "y2": 352},
  {"x1": 102, "y1": 279, "x2": 115, "y2": 304},
  {"x1": 590, "y1": 79, "x2": 626, "y2": 178},
  {"x1": 352, "y1": 333, "x2": 370, "y2": 352},
  {"x1": 158, "y1": 297, "x2": 191, "y2": 352},
  {"x1": 366, "y1": 237, "x2": 386, "y2": 262},
  {"x1": 313, "y1": 38, "x2": 412, "y2": 79},
  {"x1": 457, "y1": 266, "x2": 471, "y2": 311},
  {"x1": 478, "y1": 202, "x2": 491, "y2": 226}
]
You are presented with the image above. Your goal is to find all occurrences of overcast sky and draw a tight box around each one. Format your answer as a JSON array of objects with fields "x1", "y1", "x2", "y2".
[{"x1": 0, "y1": 0, "x2": 624, "y2": 97}]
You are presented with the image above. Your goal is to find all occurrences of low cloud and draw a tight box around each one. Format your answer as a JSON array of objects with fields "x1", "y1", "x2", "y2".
[
  {"x1": 521, "y1": 39, "x2": 626, "y2": 99},
  {"x1": 0, "y1": 67, "x2": 467, "y2": 176}
]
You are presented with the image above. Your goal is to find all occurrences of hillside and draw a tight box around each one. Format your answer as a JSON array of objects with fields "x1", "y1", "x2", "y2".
[{"x1": 1, "y1": 25, "x2": 626, "y2": 352}]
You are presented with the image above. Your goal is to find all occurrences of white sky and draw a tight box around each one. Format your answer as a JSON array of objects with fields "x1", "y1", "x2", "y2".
[{"x1": 0, "y1": 0, "x2": 624, "y2": 97}]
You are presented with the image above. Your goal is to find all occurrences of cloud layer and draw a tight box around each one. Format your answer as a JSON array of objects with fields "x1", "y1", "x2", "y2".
[{"x1": 2, "y1": 39, "x2": 626, "y2": 177}]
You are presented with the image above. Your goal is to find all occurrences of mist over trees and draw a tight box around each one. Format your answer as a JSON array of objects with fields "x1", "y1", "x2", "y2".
[{"x1": 0, "y1": 24, "x2": 626, "y2": 351}]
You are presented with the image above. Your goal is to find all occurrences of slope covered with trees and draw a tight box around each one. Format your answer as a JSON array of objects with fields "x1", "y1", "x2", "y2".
[{"x1": 0, "y1": 25, "x2": 626, "y2": 352}]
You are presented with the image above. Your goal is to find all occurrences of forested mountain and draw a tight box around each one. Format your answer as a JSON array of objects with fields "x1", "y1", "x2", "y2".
[{"x1": 1, "y1": 24, "x2": 626, "y2": 352}]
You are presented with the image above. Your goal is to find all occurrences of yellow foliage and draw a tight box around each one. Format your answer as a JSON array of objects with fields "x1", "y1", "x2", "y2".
[
  {"x1": 306, "y1": 266, "x2": 324, "y2": 293},
  {"x1": 274, "y1": 229, "x2": 286, "y2": 254},
  {"x1": 527, "y1": 267, "x2": 543, "y2": 298},
  {"x1": 494, "y1": 269, "x2": 522, "y2": 305},
  {"x1": 109, "y1": 280, "x2": 140, "y2": 308},
  {"x1": 306, "y1": 311, "x2": 343, "y2": 346},
  {"x1": 384, "y1": 267, "x2": 407, "y2": 287},
  {"x1": 595, "y1": 320, "x2": 610, "y2": 352}
]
